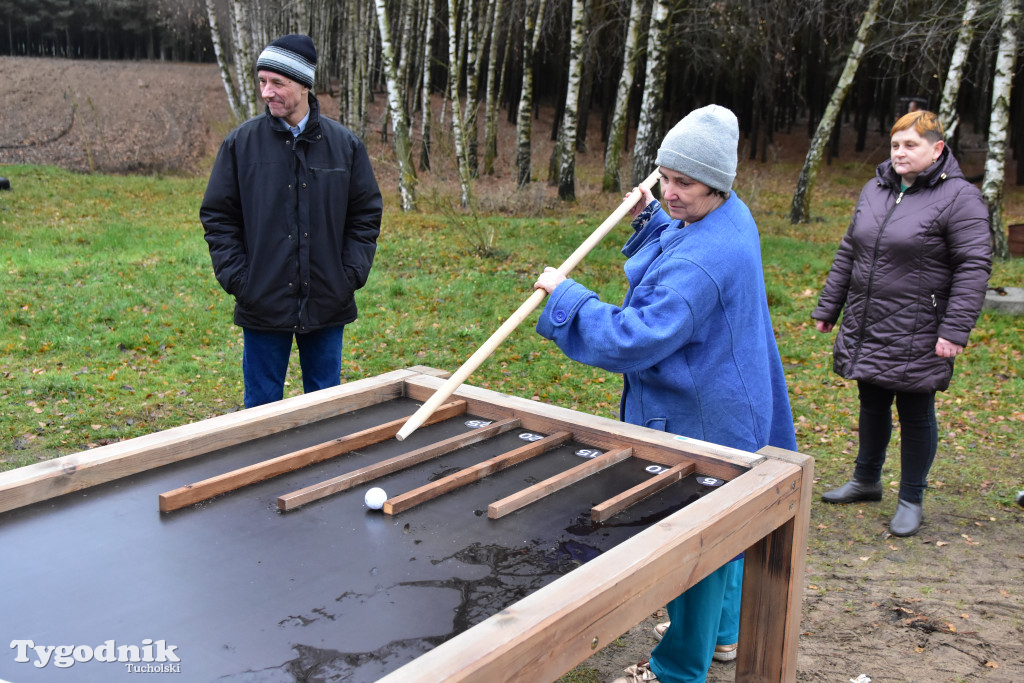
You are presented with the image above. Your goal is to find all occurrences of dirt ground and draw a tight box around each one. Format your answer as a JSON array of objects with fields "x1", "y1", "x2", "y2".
[{"x1": 2, "y1": 57, "x2": 1022, "y2": 683}]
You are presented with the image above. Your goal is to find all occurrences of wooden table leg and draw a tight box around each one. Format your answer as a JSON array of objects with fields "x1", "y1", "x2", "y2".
[{"x1": 735, "y1": 449, "x2": 813, "y2": 682}]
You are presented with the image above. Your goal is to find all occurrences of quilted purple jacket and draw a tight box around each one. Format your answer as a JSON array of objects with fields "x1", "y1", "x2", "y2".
[{"x1": 811, "y1": 148, "x2": 991, "y2": 392}]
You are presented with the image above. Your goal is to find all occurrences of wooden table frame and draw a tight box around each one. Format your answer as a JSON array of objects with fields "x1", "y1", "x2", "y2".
[{"x1": 0, "y1": 366, "x2": 811, "y2": 682}]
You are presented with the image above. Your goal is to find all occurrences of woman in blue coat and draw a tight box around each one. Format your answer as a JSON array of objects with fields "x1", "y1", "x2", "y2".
[{"x1": 534, "y1": 105, "x2": 796, "y2": 683}]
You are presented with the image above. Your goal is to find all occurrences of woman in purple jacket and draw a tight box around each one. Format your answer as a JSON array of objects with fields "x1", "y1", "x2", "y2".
[{"x1": 812, "y1": 110, "x2": 991, "y2": 537}]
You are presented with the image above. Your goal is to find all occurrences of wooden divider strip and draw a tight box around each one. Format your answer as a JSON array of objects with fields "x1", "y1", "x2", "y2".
[
  {"x1": 277, "y1": 417, "x2": 522, "y2": 511},
  {"x1": 590, "y1": 462, "x2": 694, "y2": 523},
  {"x1": 159, "y1": 400, "x2": 467, "y2": 512},
  {"x1": 383, "y1": 431, "x2": 573, "y2": 515},
  {"x1": 487, "y1": 447, "x2": 633, "y2": 519}
]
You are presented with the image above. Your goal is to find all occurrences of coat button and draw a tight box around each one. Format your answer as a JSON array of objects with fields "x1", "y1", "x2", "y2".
[{"x1": 554, "y1": 311, "x2": 567, "y2": 323}]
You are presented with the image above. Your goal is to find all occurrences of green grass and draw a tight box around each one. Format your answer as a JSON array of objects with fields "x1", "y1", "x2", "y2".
[{"x1": 3, "y1": 163, "x2": 1023, "y2": 524}]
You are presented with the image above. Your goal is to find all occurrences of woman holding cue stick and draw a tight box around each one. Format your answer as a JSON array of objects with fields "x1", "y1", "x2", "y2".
[{"x1": 533, "y1": 105, "x2": 797, "y2": 683}]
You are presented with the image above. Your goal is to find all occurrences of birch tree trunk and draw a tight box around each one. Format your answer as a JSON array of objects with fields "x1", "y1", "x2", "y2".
[
  {"x1": 602, "y1": 0, "x2": 643, "y2": 193},
  {"x1": 789, "y1": 0, "x2": 881, "y2": 224},
  {"x1": 983, "y1": 0, "x2": 1021, "y2": 260},
  {"x1": 419, "y1": 0, "x2": 436, "y2": 170},
  {"x1": 557, "y1": 0, "x2": 586, "y2": 201},
  {"x1": 448, "y1": 0, "x2": 473, "y2": 206},
  {"x1": 482, "y1": 0, "x2": 508, "y2": 175},
  {"x1": 229, "y1": 0, "x2": 260, "y2": 118},
  {"x1": 205, "y1": 0, "x2": 244, "y2": 123},
  {"x1": 630, "y1": 0, "x2": 669, "y2": 188},
  {"x1": 400, "y1": 0, "x2": 419, "y2": 121},
  {"x1": 938, "y1": 0, "x2": 980, "y2": 137},
  {"x1": 463, "y1": 0, "x2": 483, "y2": 177},
  {"x1": 353, "y1": 0, "x2": 371, "y2": 138},
  {"x1": 516, "y1": 0, "x2": 548, "y2": 187},
  {"x1": 374, "y1": 0, "x2": 418, "y2": 211}
]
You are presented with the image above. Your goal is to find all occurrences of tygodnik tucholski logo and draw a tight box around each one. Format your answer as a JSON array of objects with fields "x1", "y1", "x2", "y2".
[{"x1": 10, "y1": 639, "x2": 181, "y2": 672}]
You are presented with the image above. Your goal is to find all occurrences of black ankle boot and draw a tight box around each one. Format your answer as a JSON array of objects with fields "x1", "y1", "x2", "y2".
[
  {"x1": 821, "y1": 479, "x2": 883, "y2": 504},
  {"x1": 890, "y1": 499, "x2": 923, "y2": 536}
]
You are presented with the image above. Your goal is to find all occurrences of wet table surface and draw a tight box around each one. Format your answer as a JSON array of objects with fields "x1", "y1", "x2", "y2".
[{"x1": 0, "y1": 397, "x2": 724, "y2": 682}]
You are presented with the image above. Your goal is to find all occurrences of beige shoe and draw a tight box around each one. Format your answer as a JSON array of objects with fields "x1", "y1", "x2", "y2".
[
  {"x1": 653, "y1": 621, "x2": 669, "y2": 640},
  {"x1": 611, "y1": 660, "x2": 659, "y2": 682},
  {"x1": 652, "y1": 622, "x2": 737, "y2": 662},
  {"x1": 713, "y1": 643, "x2": 738, "y2": 662}
]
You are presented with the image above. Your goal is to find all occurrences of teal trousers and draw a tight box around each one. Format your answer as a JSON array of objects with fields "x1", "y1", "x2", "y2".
[{"x1": 649, "y1": 558, "x2": 743, "y2": 683}]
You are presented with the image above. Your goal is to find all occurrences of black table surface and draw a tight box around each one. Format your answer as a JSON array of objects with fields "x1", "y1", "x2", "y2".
[{"x1": 0, "y1": 397, "x2": 724, "y2": 682}]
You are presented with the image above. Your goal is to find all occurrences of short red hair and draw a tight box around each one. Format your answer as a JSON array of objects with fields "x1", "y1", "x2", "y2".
[{"x1": 891, "y1": 110, "x2": 944, "y2": 143}]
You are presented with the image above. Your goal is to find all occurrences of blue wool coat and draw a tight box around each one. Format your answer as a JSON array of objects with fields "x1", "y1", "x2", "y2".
[{"x1": 537, "y1": 193, "x2": 796, "y2": 453}]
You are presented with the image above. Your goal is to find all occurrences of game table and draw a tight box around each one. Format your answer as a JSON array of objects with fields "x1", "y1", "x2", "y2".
[{"x1": 0, "y1": 367, "x2": 811, "y2": 682}]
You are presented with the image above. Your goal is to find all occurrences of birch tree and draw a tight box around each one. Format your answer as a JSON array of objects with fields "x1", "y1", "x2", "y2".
[
  {"x1": 602, "y1": 0, "x2": 644, "y2": 193},
  {"x1": 982, "y1": 0, "x2": 1021, "y2": 260},
  {"x1": 448, "y1": 0, "x2": 473, "y2": 205},
  {"x1": 419, "y1": 0, "x2": 436, "y2": 170},
  {"x1": 557, "y1": 0, "x2": 586, "y2": 201},
  {"x1": 351, "y1": 0, "x2": 372, "y2": 138},
  {"x1": 374, "y1": 0, "x2": 418, "y2": 211},
  {"x1": 397, "y1": 0, "x2": 417, "y2": 115},
  {"x1": 204, "y1": 0, "x2": 243, "y2": 122},
  {"x1": 462, "y1": 0, "x2": 484, "y2": 176},
  {"x1": 938, "y1": 0, "x2": 981, "y2": 137},
  {"x1": 482, "y1": 0, "x2": 508, "y2": 175},
  {"x1": 516, "y1": 0, "x2": 548, "y2": 187},
  {"x1": 630, "y1": 0, "x2": 669, "y2": 187},
  {"x1": 789, "y1": 0, "x2": 881, "y2": 224},
  {"x1": 229, "y1": 0, "x2": 259, "y2": 119}
]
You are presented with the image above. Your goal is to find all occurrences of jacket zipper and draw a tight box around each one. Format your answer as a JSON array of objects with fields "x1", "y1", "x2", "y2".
[{"x1": 850, "y1": 188, "x2": 904, "y2": 368}]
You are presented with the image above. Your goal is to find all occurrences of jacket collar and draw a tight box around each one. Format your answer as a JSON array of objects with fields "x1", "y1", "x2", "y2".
[
  {"x1": 265, "y1": 93, "x2": 321, "y2": 137},
  {"x1": 876, "y1": 145, "x2": 964, "y2": 191}
]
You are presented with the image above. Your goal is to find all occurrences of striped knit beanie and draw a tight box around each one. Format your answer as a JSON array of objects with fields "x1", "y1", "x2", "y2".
[
  {"x1": 655, "y1": 105, "x2": 738, "y2": 194},
  {"x1": 256, "y1": 34, "x2": 317, "y2": 89}
]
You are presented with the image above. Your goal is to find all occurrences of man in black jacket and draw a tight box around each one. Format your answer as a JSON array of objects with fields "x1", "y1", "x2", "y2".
[{"x1": 201, "y1": 34, "x2": 383, "y2": 408}]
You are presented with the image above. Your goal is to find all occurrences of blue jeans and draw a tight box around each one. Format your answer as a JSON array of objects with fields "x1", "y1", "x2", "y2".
[
  {"x1": 650, "y1": 558, "x2": 743, "y2": 683},
  {"x1": 242, "y1": 326, "x2": 345, "y2": 408},
  {"x1": 853, "y1": 380, "x2": 938, "y2": 504}
]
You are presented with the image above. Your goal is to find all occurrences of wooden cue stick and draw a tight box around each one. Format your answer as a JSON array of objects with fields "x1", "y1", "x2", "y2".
[
  {"x1": 158, "y1": 400, "x2": 466, "y2": 512},
  {"x1": 487, "y1": 446, "x2": 633, "y2": 519},
  {"x1": 276, "y1": 417, "x2": 522, "y2": 511},
  {"x1": 590, "y1": 461, "x2": 694, "y2": 524},
  {"x1": 381, "y1": 431, "x2": 572, "y2": 515},
  {"x1": 395, "y1": 169, "x2": 664, "y2": 442}
]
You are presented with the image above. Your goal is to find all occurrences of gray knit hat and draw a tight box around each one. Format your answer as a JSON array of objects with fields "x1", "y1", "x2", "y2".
[
  {"x1": 655, "y1": 105, "x2": 739, "y2": 193},
  {"x1": 256, "y1": 34, "x2": 317, "y2": 89}
]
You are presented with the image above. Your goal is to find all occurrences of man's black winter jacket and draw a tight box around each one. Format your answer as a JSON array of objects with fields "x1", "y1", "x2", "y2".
[{"x1": 201, "y1": 95, "x2": 383, "y2": 333}]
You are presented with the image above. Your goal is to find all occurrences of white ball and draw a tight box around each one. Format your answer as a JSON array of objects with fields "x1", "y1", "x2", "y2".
[{"x1": 364, "y1": 487, "x2": 387, "y2": 510}]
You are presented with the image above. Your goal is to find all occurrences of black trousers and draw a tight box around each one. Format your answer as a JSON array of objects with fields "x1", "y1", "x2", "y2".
[{"x1": 853, "y1": 380, "x2": 938, "y2": 505}]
